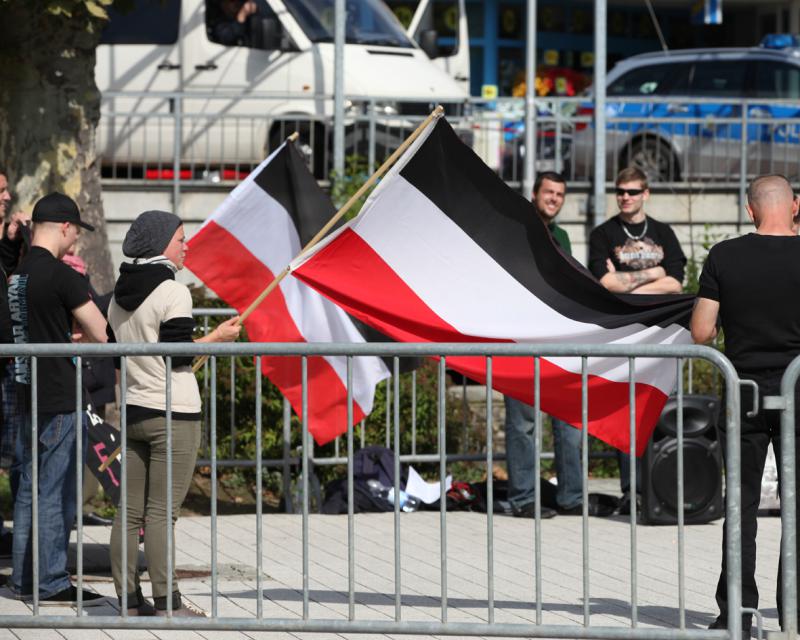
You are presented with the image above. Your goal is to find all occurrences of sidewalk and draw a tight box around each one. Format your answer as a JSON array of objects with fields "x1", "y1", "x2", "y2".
[{"x1": 0, "y1": 494, "x2": 783, "y2": 640}]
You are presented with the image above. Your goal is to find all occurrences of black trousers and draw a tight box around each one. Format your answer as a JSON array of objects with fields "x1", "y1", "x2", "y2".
[{"x1": 715, "y1": 369, "x2": 800, "y2": 627}]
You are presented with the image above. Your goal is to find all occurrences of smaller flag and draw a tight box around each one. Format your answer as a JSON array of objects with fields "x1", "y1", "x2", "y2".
[{"x1": 185, "y1": 142, "x2": 390, "y2": 445}]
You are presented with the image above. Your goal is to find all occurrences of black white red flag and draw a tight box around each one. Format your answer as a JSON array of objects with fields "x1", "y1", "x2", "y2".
[
  {"x1": 290, "y1": 118, "x2": 694, "y2": 455},
  {"x1": 185, "y1": 141, "x2": 390, "y2": 445}
]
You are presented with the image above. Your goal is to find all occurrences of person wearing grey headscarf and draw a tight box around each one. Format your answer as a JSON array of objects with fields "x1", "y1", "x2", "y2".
[{"x1": 107, "y1": 211, "x2": 240, "y2": 617}]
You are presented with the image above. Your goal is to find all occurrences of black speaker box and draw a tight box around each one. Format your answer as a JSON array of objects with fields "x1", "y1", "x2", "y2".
[{"x1": 640, "y1": 394, "x2": 723, "y2": 525}]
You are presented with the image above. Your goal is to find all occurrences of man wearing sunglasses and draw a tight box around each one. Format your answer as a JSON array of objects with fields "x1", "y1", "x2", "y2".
[
  {"x1": 588, "y1": 167, "x2": 686, "y2": 514},
  {"x1": 588, "y1": 167, "x2": 686, "y2": 295}
]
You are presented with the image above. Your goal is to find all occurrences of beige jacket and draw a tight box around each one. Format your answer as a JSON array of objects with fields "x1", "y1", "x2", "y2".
[{"x1": 108, "y1": 279, "x2": 201, "y2": 414}]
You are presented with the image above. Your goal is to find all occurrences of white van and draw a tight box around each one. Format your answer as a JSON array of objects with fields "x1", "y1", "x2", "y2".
[{"x1": 95, "y1": 0, "x2": 469, "y2": 179}]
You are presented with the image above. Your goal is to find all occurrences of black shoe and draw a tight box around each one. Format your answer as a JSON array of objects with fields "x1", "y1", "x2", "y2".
[
  {"x1": 512, "y1": 502, "x2": 557, "y2": 519},
  {"x1": 708, "y1": 614, "x2": 753, "y2": 639},
  {"x1": 82, "y1": 512, "x2": 113, "y2": 527},
  {"x1": 616, "y1": 492, "x2": 641, "y2": 516},
  {"x1": 39, "y1": 585, "x2": 107, "y2": 607},
  {"x1": 0, "y1": 531, "x2": 12, "y2": 559},
  {"x1": 557, "y1": 504, "x2": 584, "y2": 516}
]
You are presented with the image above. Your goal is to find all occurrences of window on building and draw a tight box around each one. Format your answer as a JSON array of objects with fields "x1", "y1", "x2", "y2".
[
  {"x1": 754, "y1": 61, "x2": 800, "y2": 99},
  {"x1": 100, "y1": 0, "x2": 180, "y2": 44}
]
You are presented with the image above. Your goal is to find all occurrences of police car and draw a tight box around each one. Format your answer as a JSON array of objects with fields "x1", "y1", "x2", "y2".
[{"x1": 572, "y1": 34, "x2": 800, "y2": 183}]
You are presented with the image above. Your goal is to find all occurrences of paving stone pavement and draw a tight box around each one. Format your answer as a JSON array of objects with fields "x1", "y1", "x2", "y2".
[{"x1": 0, "y1": 505, "x2": 783, "y2": 640}]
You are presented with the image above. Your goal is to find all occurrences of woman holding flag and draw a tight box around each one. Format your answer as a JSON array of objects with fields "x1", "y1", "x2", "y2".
[{"x1": 107, "y1": 210, "x2": 240, "y2": 617}]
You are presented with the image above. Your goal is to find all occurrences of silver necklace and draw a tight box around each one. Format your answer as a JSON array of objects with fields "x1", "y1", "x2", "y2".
[{"x1": 621, "y1": 217, "x2": 648, "y2": 241}]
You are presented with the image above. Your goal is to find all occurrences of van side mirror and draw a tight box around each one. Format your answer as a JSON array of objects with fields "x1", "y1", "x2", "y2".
[
  {"x1": 249, "y1": 14, "x2": 282, "y2": 50},
  {"x1": 419, "y1": 29, "x2": 440, "y2": 59}
]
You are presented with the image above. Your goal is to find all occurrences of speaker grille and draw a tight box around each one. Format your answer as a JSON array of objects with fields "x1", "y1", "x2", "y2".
[{"x1": 649, "y1": 439, "x2": 722, "y2": 516}]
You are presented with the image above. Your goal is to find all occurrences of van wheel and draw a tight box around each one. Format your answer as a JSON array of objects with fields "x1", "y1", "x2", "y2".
[
  {"x1": 268, "y1": 120, "x2": 328, "y2": 180},
  {"x1": 623, "y1": 137, "x2": 679, "y2": 183}
]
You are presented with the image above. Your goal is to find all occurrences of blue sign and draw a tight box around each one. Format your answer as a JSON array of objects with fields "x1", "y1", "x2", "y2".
[{"x1": 690, "y1": 0, "x2": 723, "y2": 25}]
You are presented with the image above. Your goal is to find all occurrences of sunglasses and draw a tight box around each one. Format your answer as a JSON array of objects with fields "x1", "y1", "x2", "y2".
[{"x1": 615, "y1": 188, "x2": 645, "y2": 197}]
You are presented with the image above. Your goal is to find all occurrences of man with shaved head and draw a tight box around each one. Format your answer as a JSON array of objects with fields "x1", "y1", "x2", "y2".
[{"x1": 692, "y1": 174, "x2": 800, "y2": 638}]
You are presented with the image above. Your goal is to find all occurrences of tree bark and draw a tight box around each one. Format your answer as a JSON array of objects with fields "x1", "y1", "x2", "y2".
[{"x1": 0, "y1": 2, "x2": 114, "y2": 294}]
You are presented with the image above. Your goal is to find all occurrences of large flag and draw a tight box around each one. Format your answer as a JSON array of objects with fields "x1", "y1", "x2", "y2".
[
  {"x1": 185, "y1": 141, "x2": 390, "y2": 445},
  {"x1": 290, "y1": 118, "x2": 694, "y2": 455}
]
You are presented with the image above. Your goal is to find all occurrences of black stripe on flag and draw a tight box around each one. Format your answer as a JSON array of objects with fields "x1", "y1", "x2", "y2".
[
  {"x1": 255, "y1": 141, "x2": 421, "y2": 372},
  {"x1": 399, "y1": 119, "x2": 692, "y2": 330},
  {"x1": 254, "y1": 143, "x2": 336, "y2": 247}
]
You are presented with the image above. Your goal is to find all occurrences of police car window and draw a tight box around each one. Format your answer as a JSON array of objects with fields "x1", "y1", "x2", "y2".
[
  {"x1": 689, "y1": 61, "x2": 745, "y2": 97},
  {"x1": 206, "y1": 0, "x2": 279, "y2": 48},
  {"x1": 100, "y1": 0, "x2": 180, "y2": 44},
  {"x1": 754, "y1": 62, "x2": 800, "y2": 99},
  {"x1": 608, "y1": 64, "x2": 678, "y2": 96}
]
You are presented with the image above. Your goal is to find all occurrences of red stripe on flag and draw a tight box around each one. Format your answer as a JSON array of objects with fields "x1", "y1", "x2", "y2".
[
  {"x1": 295, "y1": 228, "x2": 667, "y2": 455},
  {"x1": 186, "y1": 221, "x2": 366, "y2": 445}
]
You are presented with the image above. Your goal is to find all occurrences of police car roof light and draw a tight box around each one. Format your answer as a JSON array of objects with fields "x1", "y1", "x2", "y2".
[{"x1": 760, "y1": 33, "x2": 800, "y2": 50}]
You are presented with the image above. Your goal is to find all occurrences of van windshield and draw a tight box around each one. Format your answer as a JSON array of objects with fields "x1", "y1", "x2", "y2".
[{"x1": 283, "y1": 0, "x2": 414, "y2": 47}]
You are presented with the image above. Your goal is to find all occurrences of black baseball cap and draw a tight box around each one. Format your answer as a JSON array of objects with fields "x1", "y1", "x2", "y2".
[{"x1": 31, "y1": 193, "x2": 95, "y2": 231}]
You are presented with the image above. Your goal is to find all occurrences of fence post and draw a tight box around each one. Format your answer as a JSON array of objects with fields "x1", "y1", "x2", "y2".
[{"x1": 172, "y1": 93, "x2": 182, "y2": 215}]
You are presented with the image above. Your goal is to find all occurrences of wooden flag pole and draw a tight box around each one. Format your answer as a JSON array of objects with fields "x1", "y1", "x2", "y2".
[{"x1": 101, "y1": 108, "x2": 444, "y2": 472}]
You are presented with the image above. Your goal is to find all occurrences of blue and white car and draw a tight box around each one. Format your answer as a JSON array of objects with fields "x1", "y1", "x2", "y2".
[{"x1": 572, "y1": 35, "x2": 800, "y2": 183}]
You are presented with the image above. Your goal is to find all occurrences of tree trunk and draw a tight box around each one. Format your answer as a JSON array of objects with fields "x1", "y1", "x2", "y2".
[{"x1": 0, "y1": 2, "x2": 114, "y2": 294}]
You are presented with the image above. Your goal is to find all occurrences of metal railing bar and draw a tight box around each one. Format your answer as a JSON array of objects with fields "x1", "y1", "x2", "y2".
[
  {"x1": 780, "y1": 357, "x2": 800, "y2": 636},
  {"x1": 75, "y1": 356, "x2": 84, "y2": 615},
  {"x1": 31, "y1": 356, "x2": 39, "y2": 613},
  {"x1": 255, "y1": 356, "x2": 264, "y2": 620},
  {"x1": 676, "y1": 358, "x2": 686, "y2": 630},
  {"x1": 346, "y1": 357, "x2": 355, "y2": 621},
  {"x1": 282, "y1": 395, "x2": 292, "y2": 515},
  {"x1": 393, "y1": 356, "x2": 401, "y2": 622},
  {"x1": 0, "y1": 616, "x2": 736, "y2": 637},
  {"x1": 411, "y1": 369, "x2": 417, "y2": 457},
  {"x1": 120, "y1": 357, "x2": 129, "y2": 617},
  {"x1": 301, "y1": 356, "x2": 309, "y2": 620},
  {"x1": 486, "y1": 356, "x2": 494, "y2": 624},
  {"x1": 438, "y1": 355, "x2": 448, "y2": 624},
  {"x1": 581, "y1": 356, "x2": 590, "y2": 627},
  {"x1": 166, "y1": 355, "x2": 174, "y2": 616},
  {"x1": 211, "y1": 356, "x2": 219, "y2": 618},
  {"x1": 628, "y1": 357, "x2": 637, "y2": 628},
  {"x1": 534, "y1": 356, "x2": 543, "y2": 626}
]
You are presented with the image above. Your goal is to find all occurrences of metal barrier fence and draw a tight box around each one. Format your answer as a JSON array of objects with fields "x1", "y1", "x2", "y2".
[
  {"x1": 98, "y1": 92, "x2": 800, "y2": 202},
  {"x1": 0, "y1": 341, "x2": 750, "y2": 639},
  {"x1": 189, "y1": 308, "x2": 646, "y2": 513}
]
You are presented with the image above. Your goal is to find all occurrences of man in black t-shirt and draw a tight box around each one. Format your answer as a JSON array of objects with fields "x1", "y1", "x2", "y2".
[
  {"x1": 7, "y1": 193, "x2": 108, "y2": 606},
  {"x1": 588, "y1": 167, "x2": 687, "y2": 513},
  {"x1": 589, "y1": 167, "x2": 686, "y2": 294},
  {"x1": 692, "y1": 175, "x2": 800, "y2": 638}
]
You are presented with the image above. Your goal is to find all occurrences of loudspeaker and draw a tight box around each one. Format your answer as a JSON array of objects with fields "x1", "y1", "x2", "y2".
[{"x1": 640, "y1": 394, "x2": 723, "y2": 525}]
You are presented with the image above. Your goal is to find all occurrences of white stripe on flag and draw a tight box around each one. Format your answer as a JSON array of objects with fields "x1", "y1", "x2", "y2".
[
  {"x1": 343, "y1": 175, "x2": 689, "y2": 393},
  {"x1": 202, "y1": 168, "x2": 390, "y2": 415}
]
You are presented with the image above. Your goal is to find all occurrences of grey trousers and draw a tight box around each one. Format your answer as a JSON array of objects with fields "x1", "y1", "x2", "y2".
[{"x1": 110, "y1": 416, "x2": 200, "y2": 600}]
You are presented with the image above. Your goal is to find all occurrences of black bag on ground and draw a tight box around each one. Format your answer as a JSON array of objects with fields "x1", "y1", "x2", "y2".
[
  {"x1": 322, "y1": 446, "x2": 401, "y2": 514},
  {"x1": 321, "y1": 478, "x2": 393, "y2": 514}
]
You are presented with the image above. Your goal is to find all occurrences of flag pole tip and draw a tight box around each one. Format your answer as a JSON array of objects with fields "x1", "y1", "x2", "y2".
[
  {"x1": 433, "y1": 105, "x2": 445, "y2": 117},
  {"x1": 287, "y1": 132, "x2": 300, "y2": 142}
]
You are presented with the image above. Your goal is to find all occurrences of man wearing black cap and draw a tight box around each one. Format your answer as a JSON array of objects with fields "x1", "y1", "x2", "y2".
[{"x1": 7, "y1": 193, "x2": 108, "y2": 606}]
